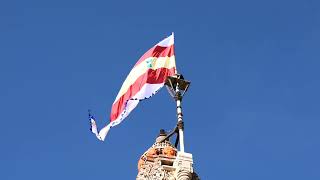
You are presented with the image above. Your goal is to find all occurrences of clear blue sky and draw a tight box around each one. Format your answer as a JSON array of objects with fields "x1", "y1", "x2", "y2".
[{"x1": 1, "y1": 0, "x2": 319, "y2": 179}]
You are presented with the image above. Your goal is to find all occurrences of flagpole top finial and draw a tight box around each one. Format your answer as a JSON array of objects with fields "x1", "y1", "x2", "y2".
[{"x1": 165, "y1": 74, "x2": 191, "y2": 100}]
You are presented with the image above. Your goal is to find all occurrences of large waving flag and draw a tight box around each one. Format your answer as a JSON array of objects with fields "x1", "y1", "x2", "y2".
[{"x1": 90, "y1": 33, "x2": 176, "y2": 141}]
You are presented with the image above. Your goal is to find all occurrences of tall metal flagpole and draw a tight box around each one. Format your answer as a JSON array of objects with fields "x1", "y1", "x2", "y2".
[
  {"x1": 165, "y1": 74, "x2": 190, "y2": 152},
  {"x1": 176, "y1": 83, "x2": 185, "y2": 152}
]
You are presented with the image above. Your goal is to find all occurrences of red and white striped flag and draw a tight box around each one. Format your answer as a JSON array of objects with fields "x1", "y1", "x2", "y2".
[{"x1": 90, "y1": 33, "x2": 176, "y2": 141}]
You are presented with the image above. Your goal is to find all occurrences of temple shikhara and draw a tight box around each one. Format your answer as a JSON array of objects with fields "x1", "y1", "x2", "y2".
[{"x1": 136, "y1": 130, "x2": 200, "y2": 180}]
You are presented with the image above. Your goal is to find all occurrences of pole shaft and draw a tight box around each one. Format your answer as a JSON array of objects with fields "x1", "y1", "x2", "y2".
[{"x1": 176, "y1": 96, "x2": 185, "y2": 152}]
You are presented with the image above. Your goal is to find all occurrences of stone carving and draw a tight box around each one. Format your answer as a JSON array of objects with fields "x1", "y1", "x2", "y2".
[{"x1": 136, "y1": 132, "x2": 199, "y2": 180}]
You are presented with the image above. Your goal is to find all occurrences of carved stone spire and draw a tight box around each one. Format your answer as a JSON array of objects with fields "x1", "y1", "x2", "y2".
[{"x1": 136, "y1": 130, "x2": 200, "y2": 180}]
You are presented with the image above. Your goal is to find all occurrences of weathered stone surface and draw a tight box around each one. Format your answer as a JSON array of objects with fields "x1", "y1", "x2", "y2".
[{"x1": 136, "y1": 134, "x2": 199, "y2": 180}]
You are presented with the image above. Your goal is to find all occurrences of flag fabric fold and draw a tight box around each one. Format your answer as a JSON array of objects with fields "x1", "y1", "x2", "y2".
[
  {"x1": 90, "y1": 33, "x2": 176, "y2": 141},
  {"x1": 89, "y1": 114, "x2": 102, "y2": 141}
]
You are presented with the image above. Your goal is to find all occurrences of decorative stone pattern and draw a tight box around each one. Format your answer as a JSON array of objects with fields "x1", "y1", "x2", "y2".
[{"x1": 136, "y1": 135, "x2": 200, "y2": 180}]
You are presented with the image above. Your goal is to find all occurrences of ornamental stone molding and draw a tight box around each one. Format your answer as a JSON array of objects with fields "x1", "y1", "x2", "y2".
[{"x1": 136, "y1": 132, "x2": 200, "y2": 180}]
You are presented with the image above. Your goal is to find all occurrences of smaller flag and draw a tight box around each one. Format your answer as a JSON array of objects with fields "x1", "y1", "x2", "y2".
[
  {"x1": 89, "y1": 112, "x2": 111, "y2": 141},
  {"x1": 89, "y1": 113, "x2": 101, "y2": 140}
]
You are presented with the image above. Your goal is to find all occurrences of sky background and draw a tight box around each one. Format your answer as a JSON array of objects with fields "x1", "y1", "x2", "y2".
[{"x1": 1, "y1": 0, "x2": 320, "y2": 179}]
